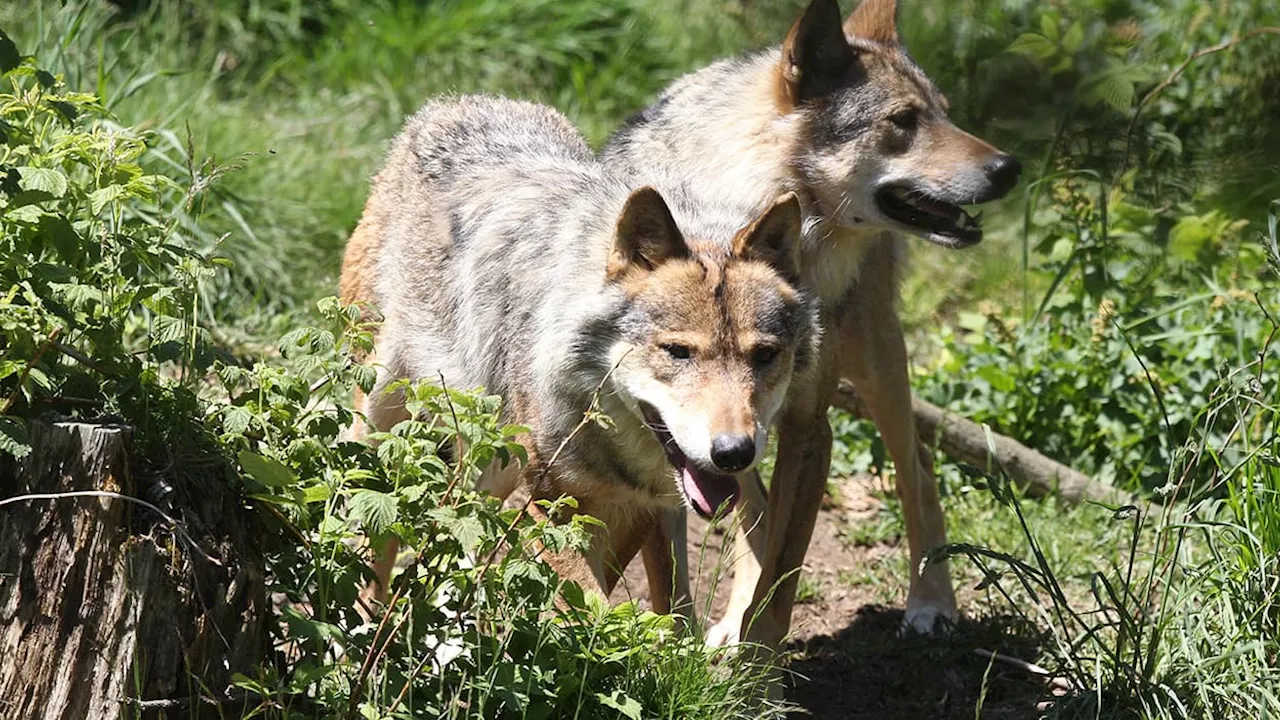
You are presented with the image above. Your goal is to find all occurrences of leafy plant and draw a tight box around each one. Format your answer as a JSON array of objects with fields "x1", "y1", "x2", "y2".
[
  {"x1": 0, "y1": 27, "x2": 220, "y2": 456},
  {"x1": 923, "y1": 203, "x2": 1280, "y2": 718}
]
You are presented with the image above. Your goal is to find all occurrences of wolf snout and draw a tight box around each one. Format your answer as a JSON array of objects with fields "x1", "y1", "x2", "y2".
[
  {"x1": 981, "y1": 153, "x2": 1022, "y2": 201},
  {"x1": 710, "y1": 434, "x2": 755, "y2": 473}
]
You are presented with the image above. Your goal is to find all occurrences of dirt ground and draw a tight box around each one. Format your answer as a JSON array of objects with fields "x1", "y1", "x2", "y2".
[{"x1": 610, "y1": 475, "x2": 1051, "y2": 719}]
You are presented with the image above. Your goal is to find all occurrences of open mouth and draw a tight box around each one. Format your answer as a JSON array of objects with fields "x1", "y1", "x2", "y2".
[
  {"x1": 875, "y1": 184, "x2": 984, "y2": 248},
  {"x1": 639, "y1": 404, "x2": 740, "y2": 520}
]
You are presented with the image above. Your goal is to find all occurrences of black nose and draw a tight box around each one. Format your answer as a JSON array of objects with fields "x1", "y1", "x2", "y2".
[
  {"x1": 710, "y1": 434, "x2": 755, "y2": 473},
  {"x1": 983, "y1": 153, "x2": 1022, "y2": 199}
]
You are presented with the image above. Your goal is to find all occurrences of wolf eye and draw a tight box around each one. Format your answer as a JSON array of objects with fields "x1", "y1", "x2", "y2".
[
  {"x1": 888, "y1": 108, "x2": 919, "y2": 130},
  {"x1": 661, "y1": 343, "x2": 692, "y2": 360},
  {"x1": 751, "y1": 345, "x2": 780, "y2": 366}
]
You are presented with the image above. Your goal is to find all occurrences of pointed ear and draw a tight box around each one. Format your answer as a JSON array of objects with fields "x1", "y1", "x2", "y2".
[
  {"x1": 733, "y1": 193, "x2": 803, "y2": 282},
  {"x1": 844, "y1": 0, "x2": 899, "y2": 45},
  {"x1": 778, "y1": 0, "x2": 857, "y2": 106},
  {"x1": 608, "y1": 187, "x2": 688, "y2": 281}
]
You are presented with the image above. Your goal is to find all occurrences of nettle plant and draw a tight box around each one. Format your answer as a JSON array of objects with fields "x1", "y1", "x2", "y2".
[
  {"x1": 215, "y1": 306, "x2": 585, "y2": 717},
  {"x1": 918, "y1": 171, "x2": 1276, "y2": 492}
]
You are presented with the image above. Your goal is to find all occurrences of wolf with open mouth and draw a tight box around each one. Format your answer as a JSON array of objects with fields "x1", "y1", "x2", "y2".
[
  {"x1": 340, "y1": 95, "x2": 819, "y2": 613},
  {"x1": 604, "y1": 0, "x2": 1023, "y2": 651}
]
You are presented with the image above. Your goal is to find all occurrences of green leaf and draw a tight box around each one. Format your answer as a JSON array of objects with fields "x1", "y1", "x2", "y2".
[
  {"x1": 53, "y1": 282, "x2": 102, "y2": 311},
  {"x1": 1007, "y1": 33, "x2": 1058, "y2": 62},
  {"x1": 318, "y1": 514, "x2": 345, "y2": 536},
  {"x1": 17, "y1": 167, "x2": 68, "y2": 198},
  {"x1": 1039, "y1": 15, "x2": 1059, "y2": 42},
  {"x1": 1168, "y1": 212, "x2": 1219, "y2": 261},
  {"x1": 285, "y1": 662, "x2": 334, "y2": 693},
  {"x1": 1062, "y1": 22, "x2": 1084, "y2": 54},
  {"x1": 301, "y1": 484, "x2": 333, "y2": 504},
  {"x1": 246, "y1": 492, "x2": 304, "y2": 508},
  {"x1": 349, "y1": 489, "x2": 398, "y2": 534},
  {"x1": 152, "y1": 314, "x2": 191, "y2": 345},
  {"x1": 596, "y1": 690, "x2": 642, "y2": 719},
  {"x1": 428, "y1": 506, "x2": 486, "y2": 554},
  {"x1": 1082, "y1": 75, "x2": 1133, "y2": 111},
  {"x1": 221, "y1": 405, "x2": 253, "y2": 435},
  {"x1": 282, "y1": 605, "x2": 346, "y2": 644},
  {"x1": 38, "y1": 215, "x2": 80, "y2": 265},
  {"x1": 229, "y1": 672, "x2": 272, "y2": 698},
  {"x1": 976, "y1": 365, "x2": 1017, "y2": 393},
  {"x1": 88, "y1": 185, "x2": 126, "y2": 215},
  {"x1": 47, "y1": 100, "x2": 78, "y2": 123},
  {"x1": 238, "y1": 450, "x2": 297, "y2": 488},
  {"x1": 1080, "y1": 65, "x2": 1145, "y2": 111},
  {"x1": 351, "y1": 363, "x2": 376, "y2": 394},
  {"x1": 0, "y1": 416, "x2": 32, "y2": 458}
]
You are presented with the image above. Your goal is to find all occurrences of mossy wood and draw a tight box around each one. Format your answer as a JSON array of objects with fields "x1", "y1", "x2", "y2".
[{"x1": 0, "y1": 421, "x2": 267, "y2": 719}]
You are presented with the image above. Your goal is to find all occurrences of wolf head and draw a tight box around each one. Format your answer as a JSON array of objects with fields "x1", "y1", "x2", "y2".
[
  {"x1": 605, "y1": 188, "x2": 815, "y2": 519},
  {"x1": 778, "y1": 0, "x2": 1021, "y2": 248}
]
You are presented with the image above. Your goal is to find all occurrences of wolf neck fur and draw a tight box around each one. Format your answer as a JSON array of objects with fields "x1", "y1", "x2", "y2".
[{"x1": 625, "y1": 48, "x2": 889, "y2": 307}]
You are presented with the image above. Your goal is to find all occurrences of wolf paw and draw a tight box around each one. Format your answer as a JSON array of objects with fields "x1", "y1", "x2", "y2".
[
  {"x1": 902, "y1": 603, "x2": 958, "y2": 636},
  {"x1": 705, "y1": 618, "x2": 743, "y2": 648}
]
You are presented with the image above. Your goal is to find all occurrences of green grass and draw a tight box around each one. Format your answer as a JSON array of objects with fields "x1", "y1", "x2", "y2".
[{"x1": 837, "y1": 480, "x2": 1153, "y2": 612}]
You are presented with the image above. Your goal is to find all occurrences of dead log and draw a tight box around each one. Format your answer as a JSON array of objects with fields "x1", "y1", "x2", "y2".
[
  {"x1": 833, "y1": 381, "x2": 1125, "y2": 504},
  {"x1": 0, "y1": 420, "x2": 267, "y2": 719}
]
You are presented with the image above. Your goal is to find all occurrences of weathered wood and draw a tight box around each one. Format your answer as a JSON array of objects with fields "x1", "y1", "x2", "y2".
[
  {"x1": 833, "y1": 381, "x2": 1126, "y2": 504},
  {"x1": 0, "y1": 420, "x2": 267, "y2": 719}
]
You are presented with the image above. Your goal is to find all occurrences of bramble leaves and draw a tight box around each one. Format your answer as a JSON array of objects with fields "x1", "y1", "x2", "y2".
[
  {"x1": 348, "y1": 488, "x2": 397, "y2": 534},
  {"x1": 238, "y1": 450, "x2": 296, "y2": 488},
  {"x1": 16, "y1": 167, "x2": 68, "y2": 198}
]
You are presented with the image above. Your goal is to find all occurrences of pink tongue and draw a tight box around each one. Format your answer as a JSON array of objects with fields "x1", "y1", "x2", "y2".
[{"x1": 681, "y1": 463, "x2": 741, "y2": 518}]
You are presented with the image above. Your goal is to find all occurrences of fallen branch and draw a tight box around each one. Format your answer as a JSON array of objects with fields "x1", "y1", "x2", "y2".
[{"x1": 833, "y1": 381, "x2": 1125, "y2": 504}]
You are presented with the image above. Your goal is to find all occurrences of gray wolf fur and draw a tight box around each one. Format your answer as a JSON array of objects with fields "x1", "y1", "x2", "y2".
[
  {"x1": 603, "y1": 0, "x2": 1021, "y2": 647},
  {"x1": 340, "y1": 95, "x2": 818, "y2": 609}
]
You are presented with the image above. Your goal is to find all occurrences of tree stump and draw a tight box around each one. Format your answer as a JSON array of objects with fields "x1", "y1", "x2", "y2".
[{"x1": 0, "y1": 420, "x2": 267, "y2": 719}]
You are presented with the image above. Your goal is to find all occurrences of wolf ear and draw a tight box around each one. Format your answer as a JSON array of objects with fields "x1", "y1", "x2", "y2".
[
  {"x1": 608, "y1": 187, "x2": 688, "y2": 280},
  {"x1": 844, "y1": 0, "x2": 899, "y2": 45},
  {"x1": 779, "y1": 0, "x2": 857, "y2": 106},
  {"x1": 733, "y1": 193, "x2": 803, "y2": 282}
]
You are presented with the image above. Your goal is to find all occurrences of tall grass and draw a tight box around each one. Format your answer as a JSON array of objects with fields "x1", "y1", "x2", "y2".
[{"x1": 942, "y1": 205, "x2": 1280, "y2": 718}]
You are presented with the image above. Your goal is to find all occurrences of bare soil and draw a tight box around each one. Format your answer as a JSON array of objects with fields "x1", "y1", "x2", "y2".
[{"x1": 611, "y1": 475, "x2": 1049, "y2": 719}]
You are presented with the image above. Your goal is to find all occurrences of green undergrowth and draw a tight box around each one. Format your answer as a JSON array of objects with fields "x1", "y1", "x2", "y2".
[{"x1": 938, "y1": 322, "x2": 1280, "y2": 719}]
